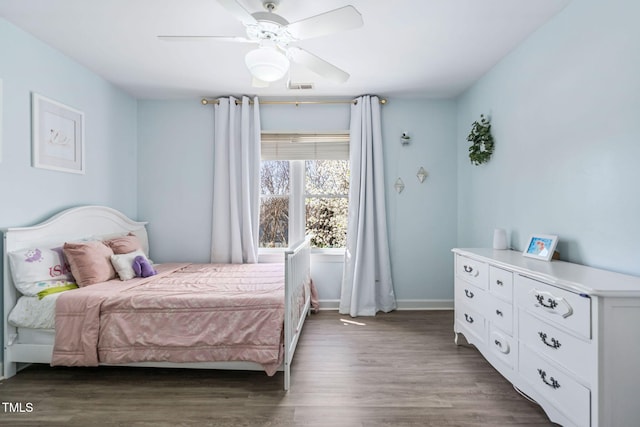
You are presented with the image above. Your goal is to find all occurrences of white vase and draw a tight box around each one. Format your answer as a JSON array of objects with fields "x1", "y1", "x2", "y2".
[{"x1": 493, "y1": 229, "x2": 508, "y2": 250}]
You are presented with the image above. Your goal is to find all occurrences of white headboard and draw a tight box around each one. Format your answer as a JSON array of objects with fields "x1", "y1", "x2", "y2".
[{"x1": 3, "y1": 205, "x2": 148, "y2": 375}]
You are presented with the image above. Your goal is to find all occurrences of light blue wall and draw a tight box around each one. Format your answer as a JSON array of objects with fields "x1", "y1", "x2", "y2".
[
  {"x1": 0, "y1": 19, "x2": 138, "y2": 361},
  {"x1": 456, "y1": 0, "x2": 640, "y2": 276},
  {"x1": 137, "y1": 100, "x2": 214, "y2": 263},
  {"x1": 137, "y1": 98, "x2": 459, "y2": 303},
  {"x1": 0, "y1": 20, "x2": 138, "y2": 227},
  {"x1": 383, "y1": 99, "x2": 457, "y2": 302}
]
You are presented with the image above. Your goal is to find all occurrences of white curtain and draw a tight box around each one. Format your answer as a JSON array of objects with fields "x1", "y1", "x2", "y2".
[
  {"x1": 211, "y1": 96, "x2": 261, "y2": 264},
  {"x1": 339, "y1": 95, "x2": 396, "y2": 316}
]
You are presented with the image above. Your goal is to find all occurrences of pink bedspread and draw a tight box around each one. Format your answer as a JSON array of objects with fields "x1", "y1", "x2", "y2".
[{"x1": 52, "y1": 263, "x2": 290, "y2": 375}]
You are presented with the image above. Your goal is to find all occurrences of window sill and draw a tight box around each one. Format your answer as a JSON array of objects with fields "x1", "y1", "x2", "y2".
[
  {"x1": 311, "y1": 248, "x2": 345, "y2": 263},
  {"x1": 258, "y1": 248, "x2": 345, "y2": 263}
]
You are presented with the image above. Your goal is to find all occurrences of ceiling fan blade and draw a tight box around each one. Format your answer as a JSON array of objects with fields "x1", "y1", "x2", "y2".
[
  {"x1": 288, "y1": 47, "x2": 350, "y2": 83},
  {"x1": 158, "y1": 35, "x2": 253, "y2": 43},
  {"x1": 286, "y1": 6, "x2": 363, "y2": 40},
  {"x1": 216, "y1": 0, "x2": 258, "y2": 25}
]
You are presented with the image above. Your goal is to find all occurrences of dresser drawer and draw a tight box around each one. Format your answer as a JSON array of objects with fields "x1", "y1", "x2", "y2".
[
  {"x1": 489, "y1": 327, "x2": 516, "y2": 369},
  {"x1": 456, "y1": 255, "x2": 488, "y2": 290},
  {"x1": 519, "y1": 343, "x2": 590, "y2": 427},
  {"x1": 455, "y1": 303, "x2": 486, "y2": 344},
  {"x1": 455, "y1": 277, "x2": 488, "y2": 310},
  {"x1": 519, "y1": 311, "x2": 592, "y2": 382},
  {"x1": 486, "y1": 294, "x2": 513, "y2": 335},
  {"x1": 489, "y1": 266, "x2": 513, "y2": 301},
  {"x1": 515, "y1": 275, "x2": 591, "y2": 339}
]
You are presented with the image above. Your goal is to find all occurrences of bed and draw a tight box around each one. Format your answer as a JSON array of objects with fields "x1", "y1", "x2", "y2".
[{"x1": 2, "y1": 205, "x2": 312, "y2": 390}]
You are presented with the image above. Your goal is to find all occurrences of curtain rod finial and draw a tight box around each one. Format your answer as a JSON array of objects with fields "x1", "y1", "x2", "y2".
[{"x1": 201, "y1": 98, "x2": 209, "y2": 105}]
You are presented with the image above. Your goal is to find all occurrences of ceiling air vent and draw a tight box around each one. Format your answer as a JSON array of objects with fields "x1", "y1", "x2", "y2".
[{"x1": 287, "y1": 81, "x2": 314, "y2": 90}]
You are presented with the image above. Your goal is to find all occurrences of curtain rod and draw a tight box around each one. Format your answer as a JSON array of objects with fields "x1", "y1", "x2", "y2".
[{"x1": 200, "y1": 98, "x2": 387, "y2": 106}]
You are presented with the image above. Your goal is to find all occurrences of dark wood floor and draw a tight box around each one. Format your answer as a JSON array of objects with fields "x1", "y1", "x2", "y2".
[{"x1": 0, "y1": 310, "x2": 556, "y2": 426}]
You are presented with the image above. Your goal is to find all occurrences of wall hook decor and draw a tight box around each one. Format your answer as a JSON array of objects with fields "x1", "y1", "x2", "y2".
[
  {"x1": 416, "y1": 167, "x2": 428, "y2": 183},
  {"x1": 394, "y1": 178, "x2": 405, "y2": 193},
  {"x1": 400, "y1": 132, "x2": 411, "y2": 145}
]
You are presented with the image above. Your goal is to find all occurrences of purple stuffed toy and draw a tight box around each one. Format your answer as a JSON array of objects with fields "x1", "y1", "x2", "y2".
[{"x1": 132, "y1": 255, "x2": 156, "y2": 278}]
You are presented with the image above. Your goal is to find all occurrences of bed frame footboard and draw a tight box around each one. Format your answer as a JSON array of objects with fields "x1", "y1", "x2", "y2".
[{"x1": 283, "y1": 237, "x2": 311, "y2": 391}]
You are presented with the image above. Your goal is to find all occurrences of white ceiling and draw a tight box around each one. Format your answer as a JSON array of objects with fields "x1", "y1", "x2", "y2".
[{"x1": 0, "y1": 0, "x2": 571, "y2": 100}]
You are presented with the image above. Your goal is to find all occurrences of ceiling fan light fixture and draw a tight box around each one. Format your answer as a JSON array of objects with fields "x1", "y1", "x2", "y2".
[{"x1": 244, "y1": 46, "x2": 290, "y2": 82}]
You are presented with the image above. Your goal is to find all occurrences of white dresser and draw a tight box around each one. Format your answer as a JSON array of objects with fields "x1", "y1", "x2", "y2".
[{"x1": 452, "y1": 248, "x2": 640, "y2": 427}]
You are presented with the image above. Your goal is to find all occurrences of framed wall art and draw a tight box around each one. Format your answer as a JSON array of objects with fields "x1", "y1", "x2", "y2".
[
  {"x1": 522, "y1": 234, "x2": 558, "y2": 261},
  {"x1": 32, "y1": 93, "x2": 84, "y2": 174}
]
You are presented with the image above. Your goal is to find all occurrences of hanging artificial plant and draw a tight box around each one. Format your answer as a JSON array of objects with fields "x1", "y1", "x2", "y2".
[{"x1": 467, "y1": 114, "x2": 494, "y2": 165}]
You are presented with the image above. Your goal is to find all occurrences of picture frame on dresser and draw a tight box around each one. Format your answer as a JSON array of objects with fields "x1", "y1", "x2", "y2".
[
  {"x1": 31, "y1": 93, "x2": 85, "y2": 174},
  {"x1": 522, "y1": 234, "x2": 557, "y2": 261}
]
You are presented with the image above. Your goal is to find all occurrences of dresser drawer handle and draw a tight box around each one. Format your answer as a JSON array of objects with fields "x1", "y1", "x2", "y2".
[
  {"x1": 495, "y1": 309, "x2": 503, "y2": 317},
  {"x1": 496, "y1": 280, "x2": 503, "y2": 286},
  {"x1": 537, "y1": 369, "x2": 561, "y2": 389},
  {"x1": 464, "y1": 289, "x2": 474, "y2": 298},
  {"x1": 463, "y1": 265, "x2": 474, "y2": 273},
  {"x1": 538, "y1": 332, "x2": 561, "y2": 349},
  {"x1": 493, "y1": 337, "x2": 510, "y2": 354},
  {"x1": 535, "y1": 294, "x2": 558, "y2": 309},
  {"x1": 464, "y1": 314, "x2": 474, "y2": 324},
  {"x1": 532, "y1": 290, "x2": 574, "y2": 318}
]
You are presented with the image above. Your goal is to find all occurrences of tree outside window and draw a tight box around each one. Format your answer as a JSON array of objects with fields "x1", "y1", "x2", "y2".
[
  {"x1": 259, "y1": 159, "x2": 349, "y2": 249},
  {"x1": 259, "y1": 160, "x2": 290, "y2": 248},
  {"x1": 305, "y1": 160, "x2": 349, "y2": 248}
]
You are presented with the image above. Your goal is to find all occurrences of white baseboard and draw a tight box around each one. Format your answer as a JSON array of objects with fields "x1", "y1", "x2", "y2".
[
  {"x1": 317, "y1": 299, "x2": 453, "y2": 311},
  {"x1": 395, "y1": 299, "x2": 454, "y2": 310}
]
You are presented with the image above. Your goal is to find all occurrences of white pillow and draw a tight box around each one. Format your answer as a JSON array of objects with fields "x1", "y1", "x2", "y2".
[
  {"x1": 8, "y1": 247, "x2": 75, "y2": 295},
  {"x1": 110, "y1": 250, "x2": 146, "y2": 281}
]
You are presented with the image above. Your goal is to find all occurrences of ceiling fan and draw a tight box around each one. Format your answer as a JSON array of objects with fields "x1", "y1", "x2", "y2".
[{"x1": 158, "y1": 0, "x2": 363, "y2": 86}]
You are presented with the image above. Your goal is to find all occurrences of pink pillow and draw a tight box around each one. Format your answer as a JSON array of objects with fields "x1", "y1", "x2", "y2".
[
  {"x1": 63, "y1": 241, "x2": 116, "y2": 286},
  {"x1": 104, "y1": 234, "x2": 143, "y2": 255}
]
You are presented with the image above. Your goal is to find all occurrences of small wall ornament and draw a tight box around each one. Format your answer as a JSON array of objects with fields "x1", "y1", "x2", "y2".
[{"x1": 467, "y1": 114, "x2": 494, "y2": 165}]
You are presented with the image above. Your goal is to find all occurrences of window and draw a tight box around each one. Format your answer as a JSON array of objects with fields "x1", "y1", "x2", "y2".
[
  {"x1": 259, "y1": 160, "x2": 290, "y2": 248},
  {"x1": 305, "y1": 160, "x2": 349, "y2": 248},
  {"x1": 259, "y1": 132, "x2": 349, "y2": 250}
]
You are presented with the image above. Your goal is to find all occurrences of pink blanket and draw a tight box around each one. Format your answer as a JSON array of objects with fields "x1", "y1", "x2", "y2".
[{"x1": 52, "y1": 263, "x2": 289, "y2": 375}]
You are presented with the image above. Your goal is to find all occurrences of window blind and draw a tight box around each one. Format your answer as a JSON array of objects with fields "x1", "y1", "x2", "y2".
[{"x1": 261, "y1": 131, "x2": 349, "y2": 160}]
